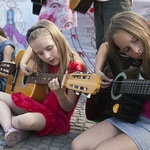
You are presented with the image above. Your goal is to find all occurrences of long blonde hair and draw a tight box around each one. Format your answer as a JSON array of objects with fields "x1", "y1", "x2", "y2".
[
  {"x1": 26, "y1": 19, "x2": 87, "y2": 74},
  {"x1": 105, "y1": 11, "x2": 150, "y2": 78}
]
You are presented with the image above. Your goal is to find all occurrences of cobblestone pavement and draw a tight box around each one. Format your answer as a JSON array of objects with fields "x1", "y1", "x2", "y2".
[{"x1": 0, "y1": 96, "x2": 96, "y2": 150}]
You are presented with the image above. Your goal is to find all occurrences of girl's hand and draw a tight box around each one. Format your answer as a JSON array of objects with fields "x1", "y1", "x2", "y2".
[
  {"x1": 48, "y1": 78, "x2": 65, "y2": 95},
  {"x1": 96, "y1": 70, "x2": 113, "y2": 88},
  {"x1": 20, "y1": 63, "x2": 33, "y2": 76}
]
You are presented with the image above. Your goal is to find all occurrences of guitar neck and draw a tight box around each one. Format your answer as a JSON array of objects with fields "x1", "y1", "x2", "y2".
[
  {"x1": 116, "y1": 79, "x2": 150, "y2": 95},
  {"x1": 26, "y1": 73, "x2": 63, "y2": 84},
  {"x1": 5, "y1": 50, "x2": 100, "y2": 99},
  {"x1": 25, "y1": 72, "x2": 100, "y2": 95}
]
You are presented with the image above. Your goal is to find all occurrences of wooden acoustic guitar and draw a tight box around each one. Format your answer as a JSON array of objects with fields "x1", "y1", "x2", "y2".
[
  {"x1": 0, "y1": 61, "x2": 16, "y2": 75},
  {"x1": 5, "y1": 50, "x2": 100, "y2": 102},
  {"x1": 86, "y1": 72, "x2": 149, "y2": 123},
  {"x1": 70, "y1": 0, "x2": 94, "y2": 14}
]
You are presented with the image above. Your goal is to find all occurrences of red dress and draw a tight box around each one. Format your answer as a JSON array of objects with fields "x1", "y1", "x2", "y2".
[{"x1": 12, "y1": 62, "x2": 85, "y2": 136}]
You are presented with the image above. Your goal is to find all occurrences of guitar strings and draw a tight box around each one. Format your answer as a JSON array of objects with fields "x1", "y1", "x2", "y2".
[{"x1": 111, "y1": 80, "x2": 150, "y2": 94}]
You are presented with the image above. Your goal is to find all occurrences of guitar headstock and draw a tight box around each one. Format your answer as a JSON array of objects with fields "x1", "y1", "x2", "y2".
[
  {"x1": 0, "y1": 61, "x2": 16, "y2": 75},
  {"x1": 62, "y1": 72, "x2": 101, "y2": 96}
]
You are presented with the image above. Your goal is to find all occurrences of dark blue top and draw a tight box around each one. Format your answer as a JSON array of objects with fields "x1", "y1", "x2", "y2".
[{"x1": 0, "y1": 39, "x2": 15, "y2": 61}]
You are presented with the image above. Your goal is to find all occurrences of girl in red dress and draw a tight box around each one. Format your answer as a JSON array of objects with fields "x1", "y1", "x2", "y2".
[{"x1": 0, "y1": 19, "x2": 87, "y2": 147}]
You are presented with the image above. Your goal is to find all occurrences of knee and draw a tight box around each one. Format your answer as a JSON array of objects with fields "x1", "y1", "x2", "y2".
[
  {"x1": 70, "y1": 140, "x2": 76, "y2": 150},
  {"x1": 70, "y1": 138, "x2": 82, "y2": 150},
  {"x1": 13, "y1": 114, "x2": 37, "y2": 129}
]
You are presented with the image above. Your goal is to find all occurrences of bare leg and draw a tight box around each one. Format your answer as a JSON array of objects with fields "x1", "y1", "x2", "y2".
[
  {"x1": 12, "y1": 112, "x2": 46, "y2": 131},
  {"x1": 71, "y1": 120, "x2": 138, "y2": 150},
  {"x1": 95, "y1": 133, "x2": 138, "y2": 150},
  {"x1": 71, "y1": 120, "x2": 121, "y2": 150},
  {"x1": 0, "y1": 92, "x2": 27, "y2": 131},
  {"x1": 0, "y1": 92, "x2": 46, "y2": 146},
  {"x1": 0, "y1": 92, "x2": 27, "y2": 115},
  {"x1": 0, "y1": 100, "x2": 13, "y2": 131},
  {"x1": 0, "y1": 92, "x2": 46, "y2": 131}
]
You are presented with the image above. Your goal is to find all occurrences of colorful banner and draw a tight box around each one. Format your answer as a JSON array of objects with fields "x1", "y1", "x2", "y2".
[
  {"x1": 0, "y1": 0, "x2": 149, "y2": 72},
  {"x1": 0, "y1": 0, "x2": 38, "y2": 53},
  {"x1": 131, "y1": 0, "x2": 150, "y2": 20}
]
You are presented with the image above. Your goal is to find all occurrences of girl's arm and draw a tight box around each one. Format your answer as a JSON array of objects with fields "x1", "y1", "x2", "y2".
[
  {"x1": 94, "y1": 42, "x2": 109, "y2": 74},
  {"x1": 94, "y1": 42, "x2": 113, "y2": 88},
  {"x1": 20, "y1": 46, "x2": 35, "y2": 76},
  {"x1": 48, "y1": 78, "x2": 79, "y2": 111},
  {"x1": 56, "y1": 89, "x2": 78, "y2": 112},
  {"x1": 3, "y1": 45, "x2": 14, "y2": 61}
]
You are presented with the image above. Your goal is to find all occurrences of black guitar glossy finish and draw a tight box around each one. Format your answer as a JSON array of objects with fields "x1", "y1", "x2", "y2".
[{"x1": 86, "y1": 72, "x2": 146, "y2": 123}]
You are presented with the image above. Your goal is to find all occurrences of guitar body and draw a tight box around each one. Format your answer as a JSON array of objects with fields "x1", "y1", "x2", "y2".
[
  {"x1": 70, "y1": 0, "x2": 93, "y2": 14},
  {"x1": 86, "y1": 67, "x2": 147, "y2": 123},
  {"x1": 86, "y1": 87, "x2": 145, "y2": 123},
  {"x1": 6, "y1": 76, "x2": 46, "y2": 102},
  {"x1": 86, "y1": 88, "x2": 111, "y2": 122},
  {"x1": 5, "y1": 50, "x2": 47, "y2": 102}
]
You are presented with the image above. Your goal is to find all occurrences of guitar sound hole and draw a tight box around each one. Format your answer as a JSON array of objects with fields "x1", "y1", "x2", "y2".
[
  {"x1": 23, "y1": 76, "x2": 28, "y2": 85},
  {"x1": 113, "y1": 76, "x2": 124, "y2": 96}
]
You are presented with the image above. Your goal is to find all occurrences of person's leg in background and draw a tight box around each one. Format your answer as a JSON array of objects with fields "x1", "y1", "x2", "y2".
[
  {"x1": 94, "y1": 0, "x2": 131, "y2": 51},
  {"x1": 94, "y1": 1, "x2": 103, "y2": 51}
]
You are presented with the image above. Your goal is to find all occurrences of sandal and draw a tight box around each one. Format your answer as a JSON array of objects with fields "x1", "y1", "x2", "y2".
[{"x1": 4, "y1": 127, "x2": 30, "y2": 147}]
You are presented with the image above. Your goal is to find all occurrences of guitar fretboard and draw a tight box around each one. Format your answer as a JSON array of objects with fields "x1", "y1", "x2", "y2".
[
  {"x1": 26, "y1": 73, "x2": 63, "y2": 84},
  {"x1": 113, "y1": 79, "x2": 150, "y2": 95}
]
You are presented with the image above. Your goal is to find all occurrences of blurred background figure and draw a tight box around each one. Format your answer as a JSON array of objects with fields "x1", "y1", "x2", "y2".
[
  {"x1": 38, "y1": 0, "x2": 77, "y2": 31},
  {"x1": 94, "y1": 0, "x2": 131, "y2": 51}
]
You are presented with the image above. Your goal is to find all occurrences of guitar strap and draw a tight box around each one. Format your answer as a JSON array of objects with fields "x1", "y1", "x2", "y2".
[
  {"x1": 107, "y1": 55, "x2": 142, "y2": 79},
  {"x1": 140, "y1": 70, "x2": 150, "y2": 79},
  {"x1": 108, "y1": 57, "x2": 123, "y2": 76}
]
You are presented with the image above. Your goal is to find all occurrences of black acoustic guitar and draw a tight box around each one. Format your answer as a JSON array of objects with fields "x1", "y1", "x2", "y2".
[{"x1": 86, "y1": 72, "x2": 148, "y2": 123}]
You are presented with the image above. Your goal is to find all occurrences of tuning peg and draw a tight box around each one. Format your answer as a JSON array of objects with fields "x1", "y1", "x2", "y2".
[
  {"x1": 86, "y1": 94, "x2": 91, "y2": 98},
  {"x1": 75, "y1": 91, "x2": 80, "y2": 95},
  {"x1": 82, "y1": 93, "x2": 91, "y2": 98}
]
